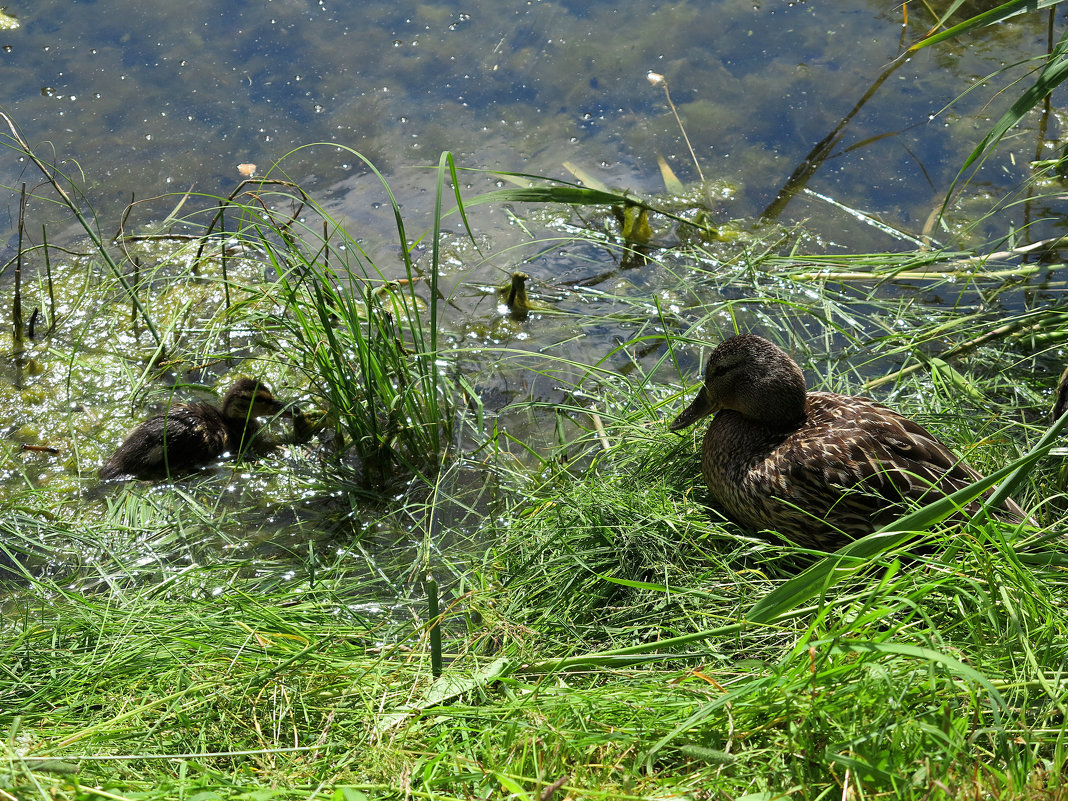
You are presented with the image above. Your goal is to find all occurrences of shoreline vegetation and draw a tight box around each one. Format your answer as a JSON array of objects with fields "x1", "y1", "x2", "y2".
[
  {"x1": 2, "y1": 150, "x2": 1067, "y2": 801},
  {"x1": 6, "y1": 5, "x2": 1068, "y2": 797}
]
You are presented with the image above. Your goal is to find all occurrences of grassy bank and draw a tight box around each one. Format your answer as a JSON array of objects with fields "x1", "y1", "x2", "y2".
[
  {"x1": 3, "y1": 416, "x2": 1068, "y2": 800},
  {"x1": 3, "y1": 132, "x2": 1068, "y2": 798},
  {"x1": 4, "y1": 338, "x2": 1068, "y2": 799}
]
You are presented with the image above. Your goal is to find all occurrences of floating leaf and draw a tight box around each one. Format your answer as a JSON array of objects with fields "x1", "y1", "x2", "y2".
[
  {"x1": 657, "y1": 155, "x2": 685, "y2": 194},
  {"x1": 562, "y1": 160, "x2": 609, "y2": 192},
  {"x1": 500, "y1": 271, "x2": 532, "y2": 318},
  {"x1": 619, "y1": 205, "x2": 652, "y2": 244}
]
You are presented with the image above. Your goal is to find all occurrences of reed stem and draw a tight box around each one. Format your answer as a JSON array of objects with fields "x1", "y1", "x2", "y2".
[
  {"x1": 427, "y1": 573, "x2": 443, "y2": 678},
  {"x1": 12, "y1": 182, "x2": 25, "y2": 346},
  {"x1": 42, "y1": 224, "x2": 55, "y2": 334}
]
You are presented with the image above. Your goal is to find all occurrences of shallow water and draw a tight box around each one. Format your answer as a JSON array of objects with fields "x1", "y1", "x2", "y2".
[{"x1": 0, "y1": 1, "x2": 1062, "y2": 251}]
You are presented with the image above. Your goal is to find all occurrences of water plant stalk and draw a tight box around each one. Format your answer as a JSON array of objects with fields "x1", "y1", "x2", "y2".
[
  {"x1": 646, "y1": 72, "x2": 705, "y2": 184},
  {"x1": 219, "y1": 201, "x2": 231, "y2": 311},
  {"x1": 428, "y1": 573, "x2": 442, "y2": 678},
  {"x1": 42, "y1": 223, "x2": 54, "y2": 335},
  {"x1": 12, "y1": 182, "x2": 24, "y2": 346},
  {"x1": 0, "y1": 113, "x2": 162, "y2": 347}
]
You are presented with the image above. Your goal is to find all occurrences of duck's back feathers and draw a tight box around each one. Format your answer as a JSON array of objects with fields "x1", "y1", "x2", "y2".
[
  {"x1": 700, "y1": 391, "x2": 1021, "y2": 547},
  {"x1": 99, "y1": 403, "x2": 235, "y2": 479},
  {"x1": 800, "y1": 392, "x2": 978, "y2": 501},
  {"x1": 99, "y1": 379, "x2": 283, "y2": 480},
  {"x1": 814, "y1": 394, "x2": 1025, "y2": 520}
]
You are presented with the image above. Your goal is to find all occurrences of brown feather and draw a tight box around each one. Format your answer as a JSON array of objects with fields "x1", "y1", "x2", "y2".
[
  {"x1": 671, "y1": 335, "x2": 1026, "y2": 549},
  {"x1": 100, "y1": 378, "x2": 285, "y2": 480}
]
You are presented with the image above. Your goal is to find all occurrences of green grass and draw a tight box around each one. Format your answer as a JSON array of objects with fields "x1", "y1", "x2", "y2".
[
  {"x1": 7, "y1": 301, "x2": 1068, "y2": 799},
  {"x1": 226, "y1": 150, "x2": 471, "y2": 490},
  {"x1": 4, "y1": 131, "x2": 1068, "y2": 798},
  {"x1": 4, "y1": 405, "x2": 1068, "y2": 799}
]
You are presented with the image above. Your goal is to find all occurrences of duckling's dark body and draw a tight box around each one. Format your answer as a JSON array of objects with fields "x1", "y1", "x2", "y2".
[
  {"x1": 671, "y1": 335, "x2": 1026, "y2": 549},
  {"x1": 100, "y1": 378, "x2": 284, "y2": 480}
]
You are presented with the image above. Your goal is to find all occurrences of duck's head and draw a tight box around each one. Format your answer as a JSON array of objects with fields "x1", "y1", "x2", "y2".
[
  {"x1": 222, "y1": 378, "x2": 287, "y2": 422},
  {"x1": 669, "y1": 334, "x2": 808, "y2": 431}
]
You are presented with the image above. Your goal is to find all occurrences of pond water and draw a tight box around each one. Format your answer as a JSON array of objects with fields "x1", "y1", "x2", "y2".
[
  {"x1": 1, "y1": 1, "x2": 1066, "y2": 603},
  {"x1": 1, "y1": 1, "x2": 1062, "y2": 251}
]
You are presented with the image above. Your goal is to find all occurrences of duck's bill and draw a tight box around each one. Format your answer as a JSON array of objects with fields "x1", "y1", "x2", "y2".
[
  {"x1": 275, "y1": 400, "x2": 298, "y2": 418},
  {"x1": 669, "y1": 387, "x2": 716, "y2": 431}
]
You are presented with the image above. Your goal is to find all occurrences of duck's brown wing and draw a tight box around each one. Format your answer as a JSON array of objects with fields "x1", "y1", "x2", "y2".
[{"x1": 799, "y1": 392, "x2": 1024, "y2": 523}]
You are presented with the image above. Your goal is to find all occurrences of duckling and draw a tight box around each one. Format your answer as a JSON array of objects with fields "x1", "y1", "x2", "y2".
[
  {"x1": 99, "y1": 378, "x2": 285, "y2": 480},
  {"x1": 670, "y1": 334, "x2": 1027, "y2": 549}
]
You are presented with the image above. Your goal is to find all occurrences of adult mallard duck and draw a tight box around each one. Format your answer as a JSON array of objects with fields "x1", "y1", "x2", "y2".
[
  {"x1": 669, "y1": 334, "x2": 1026, "y2": 549},
  {"x1": 100, "y1": 378, "x2": 286, "y2": 480}
]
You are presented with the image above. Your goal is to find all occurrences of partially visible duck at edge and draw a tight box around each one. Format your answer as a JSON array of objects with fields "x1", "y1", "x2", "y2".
[
  {"x1": 1054, "y1": 366, "x2": 1068, "y2": 422},
  {"x1": 100, "y1": 378, "x2": 286, "y2": 480},
  {"x1": 669, "y1": 334, "x2": 1027, "y2": 549}
]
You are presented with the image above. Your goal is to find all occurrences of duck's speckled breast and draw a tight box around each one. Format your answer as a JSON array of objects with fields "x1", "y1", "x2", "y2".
[{"x1": 700, "y1": 407, "x2": 812, "y2": 535}]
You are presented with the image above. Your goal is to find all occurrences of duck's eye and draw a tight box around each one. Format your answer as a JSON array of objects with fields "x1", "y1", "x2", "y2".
[{"x1": 707, "y1": 359, "x2": 739, "y2": 378}]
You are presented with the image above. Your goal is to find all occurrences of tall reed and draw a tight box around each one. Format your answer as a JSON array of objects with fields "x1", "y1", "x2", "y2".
[{"x1": 234, "y1": 150, "x2": 471, "y2": 488}]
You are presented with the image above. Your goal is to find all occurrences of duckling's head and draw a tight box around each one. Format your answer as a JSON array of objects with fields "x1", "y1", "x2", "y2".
[
  {"x1": 221, "y1": 378, "x2": 286, "y2": 422},
  {"x1": 669, "y1": 334, "x2": 808, "y2": 431}
]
